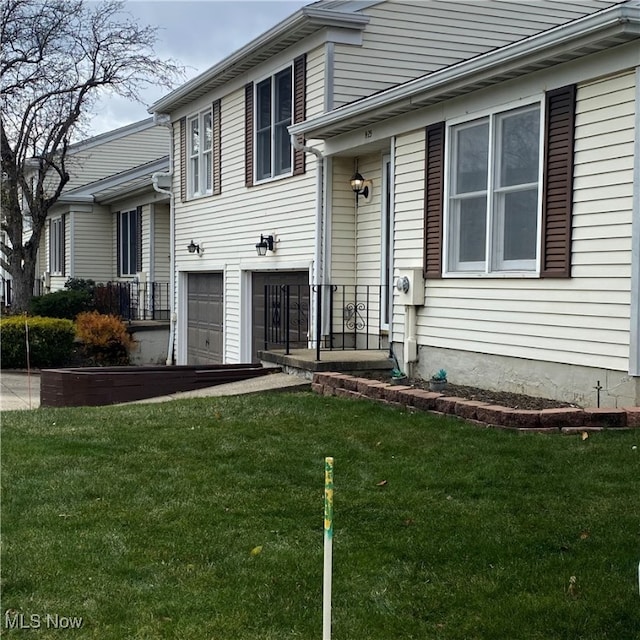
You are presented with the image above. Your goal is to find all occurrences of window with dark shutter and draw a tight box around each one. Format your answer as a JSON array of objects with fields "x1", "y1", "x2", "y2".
[
  {"x1": 136, "y1": 206, "x2": 142, "y2": 274},
  {"x1": 212, "y1": 99, "x2": 222, "y2": 195},
  {"x1": 116, "y1": 212, "x2": 121, "y2": 277},
  {"x1": 423, "y1": 122, "x2": 445, "y2": 279},
  {"x1": 179, "y1": 117, "x2": 187, "y2": 202},
  {"x1": 541, "y1": 84, "x2": 576, "y2": 279},
  {"x1": 245, "y1": 82, "x2": 254, "y2": 187},
  {"x1": 293, "y1": 53, "x2": 306, "y2": 176}
]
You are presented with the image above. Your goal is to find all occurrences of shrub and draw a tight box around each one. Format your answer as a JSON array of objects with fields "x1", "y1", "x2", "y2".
[
  {"x1": 75, "y1": 311, "x2": 135, "y2": 366},
  {"x1": 29, "y1": 289, "x2": 91, "y2": 319},
  {"x1": 64, "y1": 278, "x2": 97, "y2": 296},
  {"x1": 0, "y1": 316, "x2": 75, "y2": 369}
]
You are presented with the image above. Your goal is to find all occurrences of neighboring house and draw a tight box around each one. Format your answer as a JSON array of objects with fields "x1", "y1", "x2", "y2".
[
  {"x1": 34, "y1": 118, "x2": 171, "y2": 321},
  {"x1": 151, "y1": 0, "x2": 623, "y2": 370},
  {"x1": 288, "y1": 0, "x2": 640, "y2": 407}
]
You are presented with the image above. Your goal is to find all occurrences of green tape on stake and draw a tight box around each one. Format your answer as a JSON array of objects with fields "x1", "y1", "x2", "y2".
[{"x1": 324, "y1": 457, "x2": 334, "y2": 540}]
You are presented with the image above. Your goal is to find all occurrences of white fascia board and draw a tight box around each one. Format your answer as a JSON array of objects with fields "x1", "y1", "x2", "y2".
[
  {"x1": 290, "y1": 3, "x2": 640, "y2": 139},
  {"x1": 149, "y1": 7, "x2": 369, "y2": 115}
]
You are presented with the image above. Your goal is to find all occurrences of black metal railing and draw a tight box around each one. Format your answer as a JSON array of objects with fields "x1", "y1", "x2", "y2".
[
  {"x1": 94, "y1": 281, "x2": 170, "y2": 321},
  {"x1": 263, "y1": 283, "x2": 390, "y2": 359}
]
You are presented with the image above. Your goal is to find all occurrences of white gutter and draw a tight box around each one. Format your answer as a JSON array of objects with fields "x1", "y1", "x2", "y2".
[
  {"x1": 629, "y1": 64, "x2": 640, "y2": 376},
  {"x1": 290, "y1": 2, "x2": 640, "y2": 138},
  {"x1": 152, "y1": 113, "x2": 176, "y2": 366},
  {"x1": 150, "y1": 7, "x2": 369, "y2": 114}
]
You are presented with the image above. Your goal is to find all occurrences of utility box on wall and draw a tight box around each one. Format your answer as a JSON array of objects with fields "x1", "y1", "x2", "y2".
[{"x1": 395, "y1": 268, "x2": 425, "y2": 306}]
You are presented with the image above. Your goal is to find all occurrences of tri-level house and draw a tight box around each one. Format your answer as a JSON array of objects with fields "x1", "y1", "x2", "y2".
[
  {"x1": 32, "y1": 118, "x2": 171, "y2": 321},
  {"x1": 151, "y1": 0, "x2": 634, "y2": 406}
]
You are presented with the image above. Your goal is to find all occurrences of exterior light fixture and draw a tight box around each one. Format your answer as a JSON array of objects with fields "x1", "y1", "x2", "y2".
[
  {"x1": 255, "y1": 234, "x2": 275, "y2": 256},
  {"x1": 350, "y1": 172, "x2": 369, "y2": 200},
  {"x1": 187, "y1": 240, "x2": 200, "y2": 254}
]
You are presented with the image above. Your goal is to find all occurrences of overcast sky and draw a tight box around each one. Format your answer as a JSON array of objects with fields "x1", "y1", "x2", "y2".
[{"x1": 89, "y1": 0, "x2": 311, "y2": 136}]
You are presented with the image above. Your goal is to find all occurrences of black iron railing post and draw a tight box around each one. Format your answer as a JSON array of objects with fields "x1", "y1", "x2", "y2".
[
  {"x1": 264, "y1": 284, "x2": 269, "y2": 350},
  {"x1": 285, "y1": 285, "x2": 291, "y2": 355}
]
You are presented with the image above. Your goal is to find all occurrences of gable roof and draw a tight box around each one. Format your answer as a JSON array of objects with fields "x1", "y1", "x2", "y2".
[
  {"x1": 290, "y1": 1, "x2": 640, "y2": 140},
  {"x1": 149, "y1": 1, "x2": 371, "y2": 114},
  {"x1": 57, "y1": 156, "x2": 169, "y2": 205}
]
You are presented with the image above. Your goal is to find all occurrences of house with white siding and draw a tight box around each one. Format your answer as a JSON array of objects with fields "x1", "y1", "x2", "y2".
[
  {"x1": 36, "y1": 118, "x2": 171, "y2": 320},
  {"x1": 288, "y1": 0, "x2": 640, "y2": 407},
  {"x1": 150, "y1": 0, "x2": 624, "y2": 373}
]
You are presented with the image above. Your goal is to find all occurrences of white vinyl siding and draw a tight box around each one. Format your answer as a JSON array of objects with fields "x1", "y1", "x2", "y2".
[
  {"x1": 153, "y1": 204, "x2": 171, "y2": 282},
  {"x1": 63, "y1": 125, "x2": 169, "y2": 192},
  {"x1": 330, "y1": 158, "x2": 357, "y2": 285},
  {"x1": 72, "y1": 208, "x2": 113, "y2": 283},
  {"x1": 173, "y1": 75, "x2": 321, "y2": 363},
  {"x1": 332, "y1": 0, "x2": 621, "y2": 108},
  {"x1": 393, "y1": 69, "x2": 635, "y2": 372}
]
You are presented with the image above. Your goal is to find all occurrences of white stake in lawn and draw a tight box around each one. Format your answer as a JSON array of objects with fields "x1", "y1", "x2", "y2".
[{"x1": 323, "y1": 457, "x2": 334, "y2": 640}]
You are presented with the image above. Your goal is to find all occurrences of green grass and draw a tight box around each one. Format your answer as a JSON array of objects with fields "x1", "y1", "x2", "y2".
[{"x1": 2, "y1": 391, "x2": 640, "y2": 639}]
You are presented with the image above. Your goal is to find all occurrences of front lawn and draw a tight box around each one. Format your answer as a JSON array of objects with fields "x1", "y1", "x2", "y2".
[{"x1": 2, "y1": 392, "x2": 640, "y2": 638}]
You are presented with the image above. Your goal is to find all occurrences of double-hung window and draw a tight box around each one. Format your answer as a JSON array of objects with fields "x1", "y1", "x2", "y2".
[
  {"x1": 49, "y1": 217, "x2": 64, "y2": 275},
  {"x1": 188, "y1": 108, "x2": 213, "y2": 197},
  {"x1": 255, "y1": 66, "x2": 292, "y2": 181},
  {"x1": 447, "y1": 104, "x2": 541, "y2": 274},
  {"x1": 119, "y1": 209, "x2": 139, "y2": 277}
]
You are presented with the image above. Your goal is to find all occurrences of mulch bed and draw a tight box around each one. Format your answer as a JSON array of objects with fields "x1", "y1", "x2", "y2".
[{"x1": 363, "y1": 372, "x2": 578, "y2": 410}]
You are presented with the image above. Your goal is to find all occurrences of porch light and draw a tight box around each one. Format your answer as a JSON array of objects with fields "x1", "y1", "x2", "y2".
[
  {"x1": 187, "y1": 240, "x2": 200, "y2": 254},
  {"x1": 350, "y1": 171, "x2": 370, "y2": 200},
  {"x1": 255, "y1": 234, "x2": 275, "y2": 256}
]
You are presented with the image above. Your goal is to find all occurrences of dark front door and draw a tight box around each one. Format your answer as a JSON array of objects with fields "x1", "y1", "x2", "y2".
[{"x1": 252, "y1": 271, "x2": 309, "y2": 362}]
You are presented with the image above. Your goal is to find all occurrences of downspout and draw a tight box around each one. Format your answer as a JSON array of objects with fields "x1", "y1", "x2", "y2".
[
  {"x1": 290, "y1": 133, "x2": 325, "y2": 285},
  {"x1": 290, "y1": 133, "x2": 328, "y2": 344},
  {"x1": 152, "y1": 112, "x2": 176, "y2": 365}
]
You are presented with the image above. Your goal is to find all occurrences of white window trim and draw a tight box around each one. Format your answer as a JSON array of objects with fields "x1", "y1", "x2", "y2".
[
  {"x1": 443, "y1": 96, "x2": 546, "y2": 278},
  {"x1": 253, "y1": 63, "x2": 294, "y2": 185},
  {"x1": 380, "y1": 154, "x2": 393, "y2": 331},
  {"x1": 187, "y1": 108, "x2": 213, "y2": 199}
]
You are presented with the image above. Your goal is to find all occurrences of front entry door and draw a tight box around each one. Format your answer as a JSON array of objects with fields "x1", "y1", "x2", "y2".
[{"x1": 251, "y1": 271, "x2": 309, "y2": 362}]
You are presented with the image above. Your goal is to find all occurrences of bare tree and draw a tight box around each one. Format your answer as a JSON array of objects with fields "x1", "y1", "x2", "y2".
[{"x1": 1, "y1": 0, "x2": 183, "y2": 312}]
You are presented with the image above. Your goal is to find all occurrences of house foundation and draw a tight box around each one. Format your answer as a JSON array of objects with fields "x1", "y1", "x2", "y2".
[{"x1": 405, "y1": 344, "x2": 639, "y2": 409}]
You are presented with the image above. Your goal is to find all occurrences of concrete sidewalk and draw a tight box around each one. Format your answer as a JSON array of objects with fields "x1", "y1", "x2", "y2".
[
  {"x1": 0, "y1": 370, "x2": 310, "y2": 411},
  {"x1": 1, "y1": 371, "x2": 40, "y2": 411}
]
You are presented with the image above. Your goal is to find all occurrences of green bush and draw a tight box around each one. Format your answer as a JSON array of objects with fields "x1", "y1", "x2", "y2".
[
  {"x1": 29, "y1": 289, "x2": 91, "y2": 319},
  {"x1": 1, "y1": 316, "x2": 75, "y2": 369}
]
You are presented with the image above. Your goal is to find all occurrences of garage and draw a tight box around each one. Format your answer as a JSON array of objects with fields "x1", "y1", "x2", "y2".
[
  {"x1": 187, "y1": 273, "x2": 223, "y2": 364},
  {"x1": 252, "y1": 271, "x2": 309, "y2": 361}
]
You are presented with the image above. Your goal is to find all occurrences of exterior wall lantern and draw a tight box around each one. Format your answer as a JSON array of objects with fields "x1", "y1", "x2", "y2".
[
  {"x1": 187, "y1": 240, "x2": 201, "y2": 254},
  {"x1": 255, "y1": 234, "x2": 275, "y2": 256},
  {"x1": 350, "y1": 171, "x2": 369, "y2": 200}
]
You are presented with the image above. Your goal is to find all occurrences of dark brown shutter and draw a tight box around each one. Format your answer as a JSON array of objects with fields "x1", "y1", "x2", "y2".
[
  {"x1": 136, "y1": 206, "x2": 143, "y2": 273},
  {"x1": 541, "y1": 84, "x2": 576, "y2": 278},
  {"x1": 423, "y1": 122, "x2": 445, "y2": 279},
  {"x1": 245, "y1": 82, "x2": 254, "y2": 187},
  {"x1": 48, "y1": 219, "x2": 52, "y2": 273},
  {"x1": 293, "y1": 54, "x2": 307, "y2": 176},
  {"x1": 179, "y1": 117, "x2": 187, "y2": 202},
  {"x1": 212, "y1": 99, "x2": 222, "y2": 195},
  {"x1": 116, "y1": 212, "x2": 121, "y2": 277},
  {"x1": 61, "y1": 214, "x2": 66, "y2": 276}
]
